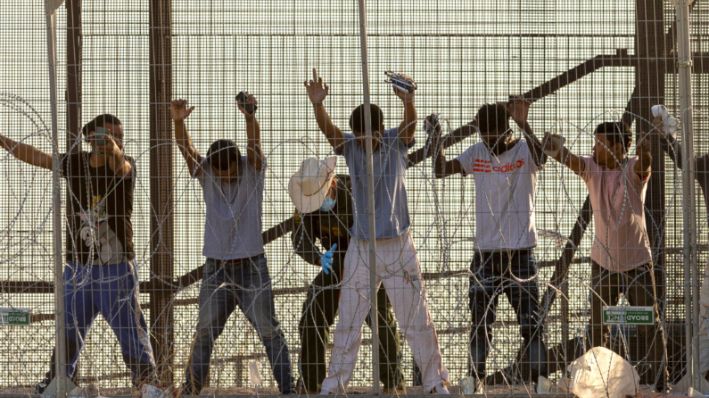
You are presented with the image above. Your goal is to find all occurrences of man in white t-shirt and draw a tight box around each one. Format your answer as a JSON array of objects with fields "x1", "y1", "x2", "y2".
[
  {"x1": 427, "y1": 99, "x2": 548, "y2": 390},
  {"x1": 543, "y1": 120, "x2": 666, "y2": 392}
]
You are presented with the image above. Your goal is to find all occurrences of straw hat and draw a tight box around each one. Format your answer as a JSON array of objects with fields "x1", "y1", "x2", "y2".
[{"x1": 288, "y1": 156, "x2": 338, "y2": 213}]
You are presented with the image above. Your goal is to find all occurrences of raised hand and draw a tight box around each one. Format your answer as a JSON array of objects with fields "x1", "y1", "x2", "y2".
[
  {"x1": 542, "y1": 132, "x2": 566, "y2": 158},
  {"x1": 170, "y1": 99, "x2": 195, "y2": 121},
  {"x1": 507, "y1": 96, "x2": 531, "y2": 127},
  {"x1": 391, "y1": 72, "x2": 416, "y2": 103},
  {"x1": 236, "y1": 92, "x2": 258, "y2": 116},
  {"x1": 97, "y1": 133, "x2": 122, "y2": 156},
  {"x1": 424, "y1": 113, "x2": 442, "y2": 139},
  {"x1": 305, "y1": 68, "x2": 329, "y2": 105},
  {"x1": 320, "y1": 243, "x2": 337, "y2": 275},
  {"x1": 424, "y1": 113, "x2": 444, "y2": 158},
  {"x1": 650, "y1": 115, "x2": 665, "y2": 137},
  {"x1": 650, "y1": 105, "x2": 678, "y2": 139}
]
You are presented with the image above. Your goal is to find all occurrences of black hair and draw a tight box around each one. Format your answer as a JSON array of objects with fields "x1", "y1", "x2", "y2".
[
  {"x1": 475, "y1": 103, "x2": 509, "y2": 134},
  {"x1": 349, "y1": 103, "x2": 384, "y2": 134},
  {"x1": 206, "y1": 139, "x2": 241, "y2": 171},
  {"x1": 81, "y1": 114, "x2": 122, "y2": 137},
  {"x1": 594, "y1": 121, "x2": 632, "y2": 152}
]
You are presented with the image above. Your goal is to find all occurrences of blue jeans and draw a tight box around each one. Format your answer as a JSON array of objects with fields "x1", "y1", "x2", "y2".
[
  {"x1": 45, "y1": 261, "x2": 157, "y2": 386},
  {"x1": 185, "y1": 254, "x2": 293, "y2": 394},
  {"x1": 468, "y1": 249, "x2": 547, "y2": 381}
]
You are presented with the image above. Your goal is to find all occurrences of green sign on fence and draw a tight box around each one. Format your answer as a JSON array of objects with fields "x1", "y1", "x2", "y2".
[
  {"x1": 602, "y1": 306, "x2": 654, "y2": 325},
  {"x1": 0, "y1": 308, "x2": 31, "y2": 325}
]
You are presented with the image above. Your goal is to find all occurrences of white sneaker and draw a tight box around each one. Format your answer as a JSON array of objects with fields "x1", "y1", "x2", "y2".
[
  {"x1": 141, "y1": 384, "x2": 169, "y2": 398},
  {"x1": 319, "y1": 379, "x2": 346, "y2": 395}
]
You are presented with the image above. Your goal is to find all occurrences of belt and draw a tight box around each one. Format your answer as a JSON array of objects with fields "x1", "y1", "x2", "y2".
[
  {"x1": 215, "y1": 255, "x2": 261, "y2": 267},
  {"x1": 476, "y1": 248, "x2": 533, "y2": 259}
]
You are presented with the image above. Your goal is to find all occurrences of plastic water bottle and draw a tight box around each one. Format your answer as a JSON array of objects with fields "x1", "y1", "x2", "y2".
[{"x1": 248, "y1": 360, "x2": 262, "y2": 386}]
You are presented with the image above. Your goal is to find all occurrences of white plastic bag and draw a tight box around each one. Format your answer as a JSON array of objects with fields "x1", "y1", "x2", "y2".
[{"x1": 568, "y1": 347, "x2": 639, "y2": 398}]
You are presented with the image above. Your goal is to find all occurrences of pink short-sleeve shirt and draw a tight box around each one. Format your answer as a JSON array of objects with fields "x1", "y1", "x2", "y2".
[{"x1": 580, "y1": 156, "x2": 653, "y2": 272}]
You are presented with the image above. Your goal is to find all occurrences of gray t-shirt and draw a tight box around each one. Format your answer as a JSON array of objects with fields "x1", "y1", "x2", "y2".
[
  {"x1": 196, "y1": 156, "x2": 265, "y2": 260},
  {"x1": 341, "y1": 128, "x2": 414, "y2": 240}
]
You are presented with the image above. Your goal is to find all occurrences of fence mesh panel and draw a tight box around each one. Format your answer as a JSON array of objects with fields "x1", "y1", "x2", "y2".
[{"x1": 0, "y1": 0, "x2": 708, "y2": 396}]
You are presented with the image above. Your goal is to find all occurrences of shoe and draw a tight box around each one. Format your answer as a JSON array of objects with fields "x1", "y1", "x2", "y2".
[
  {"x1": 37, "y1": 377, "x2": 80, "y2": 397},
  {"x1": 428, "y1": 382, "x2": 450, "y2": 395},
  {"x1": 319, "y1": 385, "x2": 345, "y2": 395},
  {"x1": 141, "y1": 384, "x2": 170, "y2": 398},
  {"x1": 35, "y1": 377, "x2": 51, "y2": 394}
]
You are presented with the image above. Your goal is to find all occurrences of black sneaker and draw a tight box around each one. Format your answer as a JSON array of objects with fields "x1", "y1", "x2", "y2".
[{"x1": 35, "y1": 377, "x2": 51, "y2": 394}]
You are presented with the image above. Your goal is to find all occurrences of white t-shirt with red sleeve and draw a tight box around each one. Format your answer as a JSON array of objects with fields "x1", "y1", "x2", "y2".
[
  {"x1": 580, "y1": 156, "x2": 653, "y2": 272},
  {"x1": 455, "y1": 138, "x2": 539, "y2": 251}
]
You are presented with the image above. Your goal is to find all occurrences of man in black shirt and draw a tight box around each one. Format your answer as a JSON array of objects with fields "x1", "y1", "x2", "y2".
[{"x1": 0, "y1": 114, "x2": 164, "y2": 397}]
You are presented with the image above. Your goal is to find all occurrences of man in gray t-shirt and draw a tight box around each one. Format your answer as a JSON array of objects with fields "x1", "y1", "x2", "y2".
[
  {"x1": 170, "y1": 97, "x2": 292, "y2": 395},
  {"x1": 304, "y1": 69, "x2": 449, "y2": 394}
]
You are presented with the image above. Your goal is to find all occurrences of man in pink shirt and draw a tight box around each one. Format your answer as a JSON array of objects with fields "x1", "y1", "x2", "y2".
[{"x1": 543, "y1": 121, "x2": 666, "y2": 392}]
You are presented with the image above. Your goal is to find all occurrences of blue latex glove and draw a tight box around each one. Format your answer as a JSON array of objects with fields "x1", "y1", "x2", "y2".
[{"x1": 320, "y1": 243, "x2": 337, "y2": 275}]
